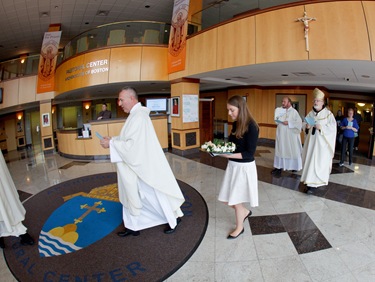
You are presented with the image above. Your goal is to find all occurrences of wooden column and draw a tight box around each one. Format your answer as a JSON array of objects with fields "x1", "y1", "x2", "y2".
[
  {"x1": 40, "y1": 100, "x2": 55, "y2": 153},
  {"x1": 170, "y1": 78, "x2": 200, "y2": 156}
]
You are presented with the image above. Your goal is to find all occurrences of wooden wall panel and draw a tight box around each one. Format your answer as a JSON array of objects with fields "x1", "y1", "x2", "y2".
[
  {"x1": 187, "y1": 29, "x2": 218, "y2": 75},
  {"x1": 217, "y1": 17, "x2": 256, "y2": 69},
  {"x1": 363, "y1": 1, "x2": 375, "y2": 61},
  {"x1": 152, "y1": 118, "x2": 168, "y2": 149},
  {"x1": 1, "y1": 80, "x2": 19, "y2": 108},
  {"x1": 83, "y1": 50, "x2": 111, "y2": 85},
  {"x1": 18, "y1": 76, "x2": 37, "y2": 104},
  {"x1": 109, "y1": 47, "x2": 142, "y2": 83},
  {"x1": 108, "y1": 122, "x2": 124, "y2": 137},
  {"x1": 5, "y1": 119, "x2": 16, "y2": 151},
  {"x1": 55, "y1": 55, "x2": 86, "y2": 93},
  {"x1": 200, "y1": 90, "x2": 228, "y2": 120},
  {"x1": 84, "y1": 125, "x2": 109, "y2": 156},
  {"x1": 56, "y1": 132, "x2": 85, "y2": 156},
  {"x1": 307, "y1": 1, "x2": 370, "y2": 60},
  {"x1": 256, "y1": 6, "x2": 308, "y2": 64},
  {"x1": 141, "y1": 47, "x2": 168, "y2": 81}
]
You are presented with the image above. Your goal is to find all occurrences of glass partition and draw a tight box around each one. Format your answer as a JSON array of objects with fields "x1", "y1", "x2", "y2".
[
  {"x1": 0, "y1": 21, "x2": 170, "y2": 81},
  {"x1": 63, "y1": 21, "x2": 171, "y2": 60}
]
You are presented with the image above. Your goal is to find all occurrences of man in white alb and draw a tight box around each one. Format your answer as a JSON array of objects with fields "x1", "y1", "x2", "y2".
[
  {"x1": 301, "y1": 88, "x2": 337, "y2": 193},
  {"x1": 1, "y1": 150, "x2": 34, "y2": 248},
  {"x1": 100, "y1": 86, "x2": 185, "y2": 237},
  {"x1": 271, "y1": 97, "x2": 303, "y2": 175}
]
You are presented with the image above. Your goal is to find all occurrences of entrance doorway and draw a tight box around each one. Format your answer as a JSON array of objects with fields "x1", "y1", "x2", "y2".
[
  {"x1": 199, "y1": 98, "x2": 214, "y2": 145},
  {"x1": 30, "y1": 111, "x2": 41, "y2": 147},
  {"x1": 330, "y1": 99, "x2": 374, "y2": 159}
]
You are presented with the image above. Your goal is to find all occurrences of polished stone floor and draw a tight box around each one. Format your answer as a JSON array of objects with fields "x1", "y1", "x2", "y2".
[{"x1": 1, "y1": 143, "x2": 375, "y2": 281}]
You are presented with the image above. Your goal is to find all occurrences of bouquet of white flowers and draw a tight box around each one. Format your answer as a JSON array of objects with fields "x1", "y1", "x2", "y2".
[{"x1": 201, "y1": 139, "x2": 236, "y2": 156}]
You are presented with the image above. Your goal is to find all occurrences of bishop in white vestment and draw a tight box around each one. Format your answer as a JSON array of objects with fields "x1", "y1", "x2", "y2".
[
  {"x1": 272, "y1": 97, "x2": 303, "y2": 173},
  {"x1": 100, "y1": 87, "x2": 185, "y2": 236},
  {"x1": 301, "y1": 88, "x2": 337, "y2": 191}
]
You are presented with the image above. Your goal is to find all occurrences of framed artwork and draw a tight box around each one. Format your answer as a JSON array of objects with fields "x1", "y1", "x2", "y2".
[
  {"x1": 276, "y1": 94, "x2": 306, "y2": 119},
  {"x1": 291, "y1": 101, "x2": 299, "y2": 112},
  {"x1": 171, "y1": 97, "x2": 180, "y2": 117},
  {"x1": 42, "y1": 113, "x2": 50, "y2": 127}
]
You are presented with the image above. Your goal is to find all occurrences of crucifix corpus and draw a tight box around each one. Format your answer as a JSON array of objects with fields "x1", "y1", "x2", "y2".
[{"x1": 295, "y1": 11, "x2": 316, "y2": 52}]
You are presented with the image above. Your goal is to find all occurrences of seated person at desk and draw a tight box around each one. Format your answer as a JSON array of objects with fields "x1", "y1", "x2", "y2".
[{"x1": 97, "y1": 103, "x2": 112, "y2": 120}]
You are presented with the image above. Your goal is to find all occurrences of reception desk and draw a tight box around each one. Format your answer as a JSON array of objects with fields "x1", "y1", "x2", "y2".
[{"x1": 57, "y1": 115, "x2": 168, "y2": 159}]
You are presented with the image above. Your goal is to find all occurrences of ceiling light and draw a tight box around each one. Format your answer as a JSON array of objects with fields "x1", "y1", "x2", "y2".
[
  {"x1": 96, "y1": 10, "x2": 109, "y2": 16},
  {"x1": 40, "y1": 12, "x2": 49, "y2": 18},
  {"x1": 357, "y1": 103, "x2": 365, "y2": 107}
]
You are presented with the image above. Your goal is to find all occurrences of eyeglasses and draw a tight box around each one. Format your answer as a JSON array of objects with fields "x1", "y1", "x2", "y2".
[{"x1": 313, "y1": 99, "x2": 323, "y2": 103}]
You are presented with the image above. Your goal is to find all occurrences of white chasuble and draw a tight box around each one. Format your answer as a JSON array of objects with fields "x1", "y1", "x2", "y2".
[
  {"x1": 110, "y1": 103, "x2": 184, "y2": 230},
  {"x1": 274, "y1": 107, "x2": 303, "y2": 171},
  {"x1": 0, "y1": 151, "x2": 27, "y2": 237},
  {"x1": 301, "y1": 107, "x2": 337, "y2": 187}
]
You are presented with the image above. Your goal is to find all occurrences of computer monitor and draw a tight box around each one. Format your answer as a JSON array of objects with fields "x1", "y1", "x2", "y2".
[{"x1": 146, "y1": 98, "x2": 167, "y2": 113}]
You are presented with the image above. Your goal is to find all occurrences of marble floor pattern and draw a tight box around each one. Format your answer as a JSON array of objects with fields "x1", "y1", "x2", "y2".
[{"x1": 1, "y1": 144, "x2": 375, "y2": 282}]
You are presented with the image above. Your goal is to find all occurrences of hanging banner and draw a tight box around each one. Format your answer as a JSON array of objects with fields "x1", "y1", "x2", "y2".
[
  {"x1": 37, "y1": 31, "x2": 62, "y2": 94},
  {"x1": 168, "y1": 0, "x2": 190, "y2": 74}
]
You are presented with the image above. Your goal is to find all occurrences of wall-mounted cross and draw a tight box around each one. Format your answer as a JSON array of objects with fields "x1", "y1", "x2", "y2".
[{"x1": 296, "y1": 11, "x2": 316, "y2": 52}]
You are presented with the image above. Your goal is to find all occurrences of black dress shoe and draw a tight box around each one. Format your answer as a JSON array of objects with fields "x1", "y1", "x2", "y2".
[
  {"x1": 117, "y1": 229, "x2": 140, "y2": 237},
  {"x1": 164, "y1": 217, "x2": 182, "y2": 234},
  {"x1": 227, "y1": 228, "x2": 244, "y2": 239},
  {"x1": 304, "y1": 186, "x2": 315, "y2": 195},
  {"x1": 0, "y1": 237, "x2": 5, "y2": 249},
  {"x1": 20, "y1": 233, "x2": 34, "y2": 246},
  {"x1": 271, "y1": 168, "x2": 282, "y2": 175}
]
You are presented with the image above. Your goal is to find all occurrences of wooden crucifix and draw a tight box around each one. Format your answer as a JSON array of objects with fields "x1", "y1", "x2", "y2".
[{"x1": 296, "y1": 11, "x2": 316, "y2": 52}]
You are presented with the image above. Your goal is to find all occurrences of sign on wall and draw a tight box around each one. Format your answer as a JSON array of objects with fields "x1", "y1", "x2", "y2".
[{"x1": 183, "y1": 94, "x2": 198, "y2": 123}]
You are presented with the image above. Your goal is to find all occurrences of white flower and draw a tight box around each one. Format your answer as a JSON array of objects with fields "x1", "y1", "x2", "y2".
[{"x1": 201, "y1": 140, "x2": 236, "y2": 154}]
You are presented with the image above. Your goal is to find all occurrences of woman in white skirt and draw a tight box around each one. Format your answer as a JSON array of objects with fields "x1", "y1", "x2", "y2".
[{"x1": 218, "y1": 95, "x2": 259, "y2": 239}]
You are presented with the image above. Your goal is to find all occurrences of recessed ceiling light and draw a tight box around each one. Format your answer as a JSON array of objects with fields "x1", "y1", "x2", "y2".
[
  {"x1": 361, "y1": 75, "x2": 370, "y2": 78},
  {"x1": 145, "y1": 5, "x2": 150, "y2": 8},
  {"x1": 281, "y1": 74, "x2": 289, "y2": 76},
  {"x1": 40, "y1": 12, "x2": 49, "y2": 18},
  {"x1": 96, "y1": 10, "x2": 109, "y2": 16}
]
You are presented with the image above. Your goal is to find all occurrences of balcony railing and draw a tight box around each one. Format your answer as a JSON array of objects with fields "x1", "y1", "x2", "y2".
[
  {"x1": 63, "y1": 21, "x2": 171, "y2": 60},
  {"x1": 0, "y1": 21, "x2": 171, "y2": 81}
]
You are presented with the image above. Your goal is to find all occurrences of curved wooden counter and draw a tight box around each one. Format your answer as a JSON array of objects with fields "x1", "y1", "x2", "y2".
[{"x1": 57, "y1": 115, "x2": 168, "y2": 159}]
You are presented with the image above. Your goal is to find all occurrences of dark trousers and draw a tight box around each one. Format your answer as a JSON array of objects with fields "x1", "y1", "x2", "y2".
[{"x1": 340, "y1": 136, "x2": 355, "y2": 164}]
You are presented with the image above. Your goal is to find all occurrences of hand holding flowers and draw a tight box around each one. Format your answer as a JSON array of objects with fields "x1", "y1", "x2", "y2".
[{"x1": 201, "y1": 139, "x2": 236, "y2": 156}]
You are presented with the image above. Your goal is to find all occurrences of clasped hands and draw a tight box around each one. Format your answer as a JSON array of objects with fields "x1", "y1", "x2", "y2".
[{"x1": 306, "y1": 124, "x2": 322, "y2": 130}]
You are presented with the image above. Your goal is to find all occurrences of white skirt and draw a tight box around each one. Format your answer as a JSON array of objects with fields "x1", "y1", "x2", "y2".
[{"x1": 218, "y1": 160, "x2": 259, "y2": 207}]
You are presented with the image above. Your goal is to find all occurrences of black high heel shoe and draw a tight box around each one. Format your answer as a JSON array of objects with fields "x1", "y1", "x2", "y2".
[
  {"x1": 243, "y1": 210, "x2": 252, "y2": 222},
  {"x1": 227, "y1": 228, "x2": 244, "y2": 239}
]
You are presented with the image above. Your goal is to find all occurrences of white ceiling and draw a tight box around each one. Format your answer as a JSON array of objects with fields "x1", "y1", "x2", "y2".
[{"x1": 0, "y1": 0, "x2": 374, "y2": 104}]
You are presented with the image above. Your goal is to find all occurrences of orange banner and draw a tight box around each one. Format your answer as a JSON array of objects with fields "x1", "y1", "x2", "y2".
[
  {"x1": 168, "y1": 0, "x2": 190, "y2": 74},
  {"x1": 37, "y1": 31, "x2": 62, "y2": 94}
]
